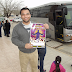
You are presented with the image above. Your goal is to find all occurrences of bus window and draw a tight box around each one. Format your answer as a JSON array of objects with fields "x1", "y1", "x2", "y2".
[
  {"x1": 48, "y1": 12, "x2": 54, "y2": 21},
  {"x1": 65, "y1": 10, "x2": 72, "y2": 27}
]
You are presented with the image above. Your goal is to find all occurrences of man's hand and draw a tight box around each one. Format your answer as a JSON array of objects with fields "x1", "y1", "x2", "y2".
[
  {"x1": 25, "y1": 43, "x2": 33, "y2": 49},
  {"x1": 43, "y1": 23, "x2": 49, "y2": 29}
]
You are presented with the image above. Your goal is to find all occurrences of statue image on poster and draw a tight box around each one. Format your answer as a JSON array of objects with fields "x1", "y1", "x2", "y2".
[{"x1": 30, "y1": 23, "x2": 46, "y2": 48}]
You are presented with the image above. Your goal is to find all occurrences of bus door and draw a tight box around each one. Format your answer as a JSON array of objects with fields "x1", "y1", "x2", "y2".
[{"x1": 55, "y1": 10, "x2": 64, "y2": 41}]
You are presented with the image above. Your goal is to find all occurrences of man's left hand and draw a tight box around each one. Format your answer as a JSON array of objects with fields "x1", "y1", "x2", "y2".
[{"x1": 43, "y1": 23, "x2": 49, "y2": 29}]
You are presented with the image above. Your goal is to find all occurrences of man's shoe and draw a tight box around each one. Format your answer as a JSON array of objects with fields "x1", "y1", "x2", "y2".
[
  {"x1": 43, "y1": 69, "x2": 46, "y2": 72},
  {"x1": 7, "y1": 35, "x2": 10, "y2": 37},
  {"x1": 0, "y1": 36, "x2": 2, "y2": 37}
]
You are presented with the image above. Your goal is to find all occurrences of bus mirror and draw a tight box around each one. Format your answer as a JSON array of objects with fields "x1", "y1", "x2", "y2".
[{"x1": 63, "y1": 7, "x2": 67, "y2": 15}]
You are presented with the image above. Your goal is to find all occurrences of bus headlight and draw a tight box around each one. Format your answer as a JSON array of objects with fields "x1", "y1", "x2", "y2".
[
  {"x1": 69, "y1": 34, "x2": 71, "y2": 36},
  {"x1": 66, "y1": 35, "x2": 68, "y2": 37},
  {"x1": 66, "y1": 34, "x2": 71, "y2": 37}
]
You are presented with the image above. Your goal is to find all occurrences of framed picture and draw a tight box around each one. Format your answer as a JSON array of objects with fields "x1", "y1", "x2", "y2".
[{"x1": 30, "y1": 23, "x2": 46, "y2": 48}]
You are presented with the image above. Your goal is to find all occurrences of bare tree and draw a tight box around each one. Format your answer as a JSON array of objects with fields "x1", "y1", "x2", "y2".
[
  {"x1": 12, "y1": 9, "x2": 20, "y2": 16},
  {"x1": 0, "y1": 0, "x2": 24, "y2": 17}
]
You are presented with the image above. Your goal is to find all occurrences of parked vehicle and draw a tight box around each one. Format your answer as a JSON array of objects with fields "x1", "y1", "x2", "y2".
[
  {"x1": 12, "y1": 17, "x2": 22, "y2": 22},
  {"x1": 30, "y1": 2, "x2": 72, "y2": 42},
  {"x1": 0, "y1": 17, "x2": 5, "y2": 22}
]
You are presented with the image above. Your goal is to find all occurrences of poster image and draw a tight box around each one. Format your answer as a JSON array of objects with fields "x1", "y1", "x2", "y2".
[{"x1": 30, "y1": 23, "x2": 46, "y2": 48}]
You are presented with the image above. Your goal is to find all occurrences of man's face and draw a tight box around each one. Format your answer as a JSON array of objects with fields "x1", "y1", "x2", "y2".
[{"x1": 21, "y1": 10, "x2": 31, "y2": 23}]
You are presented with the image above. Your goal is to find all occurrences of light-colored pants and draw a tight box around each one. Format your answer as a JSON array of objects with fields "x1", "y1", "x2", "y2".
[{"x1": 19, "y1": 49, "x2": 38, "y2": 72}]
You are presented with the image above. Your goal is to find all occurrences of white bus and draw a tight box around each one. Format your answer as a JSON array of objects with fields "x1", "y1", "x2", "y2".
[{"x1": 30, "y1": 2, "x2": 72, "y2": 42}]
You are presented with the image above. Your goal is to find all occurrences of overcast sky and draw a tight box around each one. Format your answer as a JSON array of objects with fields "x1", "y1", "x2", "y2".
[
  {"x1": 23, "y1": 0, "x2": 72, "y2": 8},
  {"x1": 1, "y1": 0, "x2": 72, "y2": 9}
]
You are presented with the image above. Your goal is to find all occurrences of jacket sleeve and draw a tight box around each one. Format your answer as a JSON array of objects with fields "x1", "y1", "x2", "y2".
[
  {"x1": 49, "y1": 62, "x2": 55, "y2": 72},
  {"x1": 60, "y1": 64, "x2": 66, "y2": 72},
  {"x1": 11, "y1": 27, "x2": 26, "y2": 48},
  {"x1": 46, "y1": 29, "x2": 51, "y2": 38}
]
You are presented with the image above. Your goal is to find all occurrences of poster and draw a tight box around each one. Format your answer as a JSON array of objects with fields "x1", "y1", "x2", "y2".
[{"x1": 30, "y1": 23, "x2": 46, "y2": 48}]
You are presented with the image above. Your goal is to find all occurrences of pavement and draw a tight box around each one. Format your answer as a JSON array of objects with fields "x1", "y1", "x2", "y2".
[{"x1": 0, "y1": 20, "x2": 72, "y2": 72}]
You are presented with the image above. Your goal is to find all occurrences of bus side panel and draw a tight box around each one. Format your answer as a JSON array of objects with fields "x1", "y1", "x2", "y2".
[
  {"x1": 48, "y1": 22, "x2": 55, "y2": 40},
  {"x1": 31, "y1": 17, "x2": 48, "y2": 23}
]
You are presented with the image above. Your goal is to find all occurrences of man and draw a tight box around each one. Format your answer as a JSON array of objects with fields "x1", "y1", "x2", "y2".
[
  {"x1": 38, "y1": 29, "x2": 51, "y2": 72},
  {"x1": 0, "y1": 21, "x2": 2, "y2": 37},
  {"x1": 11, "y1": 7, "x2": 49, "y2": 72},
  {"x1": 5, "y1": 20, "x2": 10, "y2": 37},
  {"x1": 2, "y1": 21, "x2": 6, "y2": 36}
]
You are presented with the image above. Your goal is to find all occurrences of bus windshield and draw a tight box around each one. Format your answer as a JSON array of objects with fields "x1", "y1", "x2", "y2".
[{"x1": 65, "y1": 5, "x2": 72, "y2": 27}]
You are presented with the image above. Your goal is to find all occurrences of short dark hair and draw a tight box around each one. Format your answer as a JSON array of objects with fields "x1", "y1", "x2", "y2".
[
  {"x1": 20, "y1": 7, "x2": 31, "y2": 14},
  {"x1": 6, "y1": 20, "x2": 7, "y2": 23}
]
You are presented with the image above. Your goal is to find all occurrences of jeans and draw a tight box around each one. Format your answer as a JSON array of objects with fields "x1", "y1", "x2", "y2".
[
  {"x1": 37, "y1": 46, "x2": 46, "y2": 72},
  {"x1": 4, "y1": 29, "x2": 6, "y2": 36}
]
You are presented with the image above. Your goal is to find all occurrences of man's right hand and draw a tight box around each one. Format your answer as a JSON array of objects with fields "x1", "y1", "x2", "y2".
[{"x1": 25, "y1": 43, "x2": 33, "y2": 49}]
